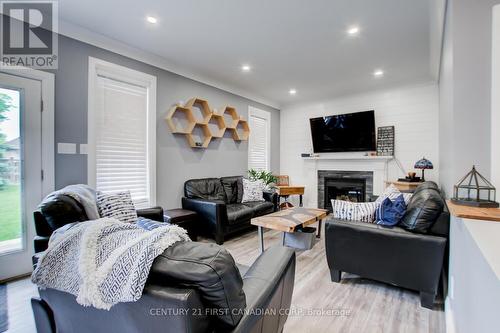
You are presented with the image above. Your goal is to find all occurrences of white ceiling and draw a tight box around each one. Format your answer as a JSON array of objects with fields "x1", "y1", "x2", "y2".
[{"x1": 57, "y1": 0, "x2": 443, "y2": 108}]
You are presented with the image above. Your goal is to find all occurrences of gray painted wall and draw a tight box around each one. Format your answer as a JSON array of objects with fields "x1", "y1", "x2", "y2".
[
  {"x1": 439, "y1": 0, "x2": 500, "y2": 196},
  {"x1": 48, "y1": 35, "x2": 280, "y2": 208}
]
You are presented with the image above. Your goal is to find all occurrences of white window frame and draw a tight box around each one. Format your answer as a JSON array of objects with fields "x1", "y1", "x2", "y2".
[
  {"x1": 87, "y1": 57, "x2": 157, "y2": 205},
  {"x1": 248, "y1": 106, "x2": 271, "y2": 171}
]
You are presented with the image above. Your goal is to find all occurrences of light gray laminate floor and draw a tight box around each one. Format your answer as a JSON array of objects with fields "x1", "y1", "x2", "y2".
[
  {"x1": 221, "y1": 225, "x2": 445, "y2": 333},
  {"x1": 4, "y1": 222, "x2": 445, "y2": 333}
]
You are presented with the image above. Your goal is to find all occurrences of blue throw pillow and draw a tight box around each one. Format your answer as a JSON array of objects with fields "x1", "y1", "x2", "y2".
[{"x1": 376, "y1": 194, "x2": 407, "y2": 226}]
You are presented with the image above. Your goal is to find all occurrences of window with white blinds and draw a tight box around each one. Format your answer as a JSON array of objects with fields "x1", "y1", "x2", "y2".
[
  {"x1": 88, "y1": 58, "x2": 156, "y2": 208},
  {"x1": 248, "y1": 107, "x2": 271, "y2": 171}
]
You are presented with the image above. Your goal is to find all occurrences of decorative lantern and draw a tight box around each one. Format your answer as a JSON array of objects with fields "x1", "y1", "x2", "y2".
[{"x1": 451, "y1": 166, "x2": 499, "y2": 208}]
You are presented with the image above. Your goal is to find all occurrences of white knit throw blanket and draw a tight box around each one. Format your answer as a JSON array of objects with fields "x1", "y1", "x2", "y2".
[{"x1": 32, "y1": 218, "x2": 190, "y2": 310}]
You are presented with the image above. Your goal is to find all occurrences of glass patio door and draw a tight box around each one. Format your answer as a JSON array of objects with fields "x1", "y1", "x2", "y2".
[{"x1": 0, "y1": 72, "x2": 43, "y2": 280}]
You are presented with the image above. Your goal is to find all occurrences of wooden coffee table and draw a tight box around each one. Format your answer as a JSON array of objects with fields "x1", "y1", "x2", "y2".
[{"x1": 251, "y1": 207, "x2": 328, "y2": 252}]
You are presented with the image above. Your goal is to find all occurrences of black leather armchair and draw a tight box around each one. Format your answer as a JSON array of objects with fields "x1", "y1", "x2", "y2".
[
  {"x1": 182, "y1": 176, "x2": 278, "y2": 245},
  {"x1": 31, "y1": 190, "x2": 296, "y2": 333},
  {"x1": 325, "y1": 182, "x2": 449, "y2": 309},
  {"x1": 32, "y1": 245, "x2": 295, "y2": 333},
  {"x1": 32, "y1": 191, "x2": 164, "y2": 253}
]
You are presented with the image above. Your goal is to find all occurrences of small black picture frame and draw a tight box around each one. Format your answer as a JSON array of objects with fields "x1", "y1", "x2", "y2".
[{"x1": 376, "y1": 126, "x2": 395, "y2": 156}]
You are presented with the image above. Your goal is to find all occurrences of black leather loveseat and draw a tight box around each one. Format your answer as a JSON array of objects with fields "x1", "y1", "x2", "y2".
[
  {"x1": 182, "y1": 176, "x2": 278, "y2": 244},
  {"x1": 325, "y1": 182, "x2": 449, "y2": 309},
  {"x1": 31, "y1": 191, "x2": 296, "y2": 333}
]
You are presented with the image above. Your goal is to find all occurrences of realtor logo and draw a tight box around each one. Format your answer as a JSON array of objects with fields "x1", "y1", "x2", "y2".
[{"x1": 0, "y1": 1, "x2": 58, "y2": 69}]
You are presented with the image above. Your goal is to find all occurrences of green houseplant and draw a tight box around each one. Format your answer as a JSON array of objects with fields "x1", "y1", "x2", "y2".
[{"x1": 248, "y1": 169, "x2": 278, "y2": 191}]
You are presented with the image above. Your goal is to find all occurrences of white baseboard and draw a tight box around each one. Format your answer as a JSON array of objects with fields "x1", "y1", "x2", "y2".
[{"x1": 444, "y1": 297, "x2": 456, "y2": 333}]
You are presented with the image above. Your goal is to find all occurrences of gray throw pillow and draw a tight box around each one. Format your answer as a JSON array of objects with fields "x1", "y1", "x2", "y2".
[{"x1": 241, "y1": 179, "x2": 265, "y2": 203}]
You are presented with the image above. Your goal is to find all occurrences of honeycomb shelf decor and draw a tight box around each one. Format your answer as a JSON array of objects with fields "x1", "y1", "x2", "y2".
[
  {"x1": 165, "y1": 104, "x2": 196, "y2": 134},
  {"x1": 207, "y1": 113, "x2": 226, "y2": 138},
  {"x1": 165, "y1": 97, "x2": 250, "y2": 149},
  {"x1": 187, "y1": 123, "x2": 212, "y2": 148},
  {"x1": 231, "y1": 119, "x2": 250, "y2": 141},
  {"x1": 221, "y1": 106, "x2": 239, "y2": 129},
  {"x1": 185, "y1": 97, "x2": 212, "y2": 124}
]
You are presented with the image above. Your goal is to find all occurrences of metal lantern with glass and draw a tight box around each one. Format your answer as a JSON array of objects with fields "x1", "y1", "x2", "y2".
[{"x1": 451, "y1": 166, "x2": 499, "y2": 208}]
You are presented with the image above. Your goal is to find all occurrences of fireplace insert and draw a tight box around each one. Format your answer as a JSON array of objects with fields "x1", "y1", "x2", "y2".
[{"x1": 324, "y1": 178, "x2": 366, "y2": 212}]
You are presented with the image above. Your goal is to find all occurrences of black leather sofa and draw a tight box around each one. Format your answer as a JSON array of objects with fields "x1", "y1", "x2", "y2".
[
  {"x1": 31, "y1": 192, "x2": 296, "y2": 333},
  {"x1": 182, "y1": 176, "x2": 279, "y2": 245},
  {"x1": 325, "y1": 182, "x2": 449, "y2": 309}
]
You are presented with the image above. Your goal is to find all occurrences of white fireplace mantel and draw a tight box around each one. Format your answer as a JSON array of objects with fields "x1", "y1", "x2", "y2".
[
  {"x1": 300, "y1": 155, "x2": 393, "y2": 207},
  {"x1": 303, "y1": 155, "x2": 393, "y2": 161}
]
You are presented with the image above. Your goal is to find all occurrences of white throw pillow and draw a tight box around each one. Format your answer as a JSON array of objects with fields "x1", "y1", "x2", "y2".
[
  {"x1": 331, "y1": 200, "x2": 377, "y2": 223},
  {"x1": 96, "y1": 191, "x2": 138, "y2": 223},
  {"x1": 375, "y1": 184, "x2": 412, "y2": 205},
  {"x1": 355, "y1": 201, "x2": 378, "y2": 223},
  {"x1": 242, "y1": 179, "x2": 265, "y2": 203}
]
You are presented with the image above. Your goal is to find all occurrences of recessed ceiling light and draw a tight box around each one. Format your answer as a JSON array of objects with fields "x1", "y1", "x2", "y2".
[
  {"x1": 241, "y1": 64, "x2": 251, "y2": 72},
  {"x1": 146, "y1": 16, "x2": 158, "y2": 24},
  {"x1": 347, "y1": 26, "x2": 360, "y2": 36},
  {"x1": 373, "y1": 69, "x2": 384, "y2": 77},
  {"x1": 289, "y1": 89, "x2": 297, "y2": 95}
]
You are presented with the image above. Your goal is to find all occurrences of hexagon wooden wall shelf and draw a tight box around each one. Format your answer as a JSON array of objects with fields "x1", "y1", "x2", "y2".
[
  {"x1": 221, "y1": 106, "x2": 239, "y2": 129},
  {"x1": 207, "y1": 113, "x2": 226, "y2": 138},
  {"x1": 165, "y1": 105, "x2": 196, "y2": 134},
  {"x1": 186, "y1": 124, "x2": 212, "y2": 148},
  {"x1": 185, "y1": 97, "x2": 212, "y2": 124},
  {"x1": 231, "y1": 119, "x2": 250, "y2": 141},
  {"x1": 166, "y1": 98, "x2": 249, "y2": 149}
]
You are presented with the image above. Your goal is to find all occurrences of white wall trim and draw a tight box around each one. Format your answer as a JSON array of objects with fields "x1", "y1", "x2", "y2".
[
  {"x1": 60, "y1": 19, "x2": 279, "y2": 110},
  {"x1": 88, "y1": 57, "x2": 157, "y2": 205},
  {"x1": 248, "y1": 106, "x2": 271, "y2": 172},
  {"x1": 0, "y1": 66, "x2": 55, "y2": 196},
  {"x1": 491, "y1": 5, "x2": 500, "y2": 190},
  {"x1": 431, "y1": 0, "x2": 447, "y2": 81}
]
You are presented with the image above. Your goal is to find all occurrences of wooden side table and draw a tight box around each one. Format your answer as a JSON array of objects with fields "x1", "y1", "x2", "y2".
[
  {"x1": 385, "y1": 181, "x2": 423, "y2": 193},
  {"x1": 276, "y1": 185, "x2": 305, "y2": 209}
]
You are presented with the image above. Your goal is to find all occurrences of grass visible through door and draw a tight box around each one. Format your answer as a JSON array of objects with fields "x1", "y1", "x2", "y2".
[{"x1": 0, "y1": 184, "x2": 21, "y2": 242}]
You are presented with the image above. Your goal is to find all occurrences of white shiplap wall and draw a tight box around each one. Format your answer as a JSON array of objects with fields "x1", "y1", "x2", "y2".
[{"x1": 280, "y1": 83, "x2": 439, "y2": 207}]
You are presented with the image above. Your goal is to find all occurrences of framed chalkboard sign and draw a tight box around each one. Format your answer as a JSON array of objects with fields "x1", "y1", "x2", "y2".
[{"x1": 377, "y1": 126, "x2": 394, "y2": 156}]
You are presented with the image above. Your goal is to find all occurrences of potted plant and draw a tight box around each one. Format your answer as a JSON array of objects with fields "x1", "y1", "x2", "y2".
[{"x1": 248, "y1": 169, "x2": 278, "y2": 192}]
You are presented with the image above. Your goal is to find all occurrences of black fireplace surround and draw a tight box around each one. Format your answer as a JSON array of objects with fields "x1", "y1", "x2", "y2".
[{"x1": 318, "y1": 171, "x2": 374, "y2": 212}]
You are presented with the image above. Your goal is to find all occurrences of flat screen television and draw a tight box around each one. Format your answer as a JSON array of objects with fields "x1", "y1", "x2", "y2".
[{"x1": 309, "y1": 110, "x2": 376, "y2": 153}]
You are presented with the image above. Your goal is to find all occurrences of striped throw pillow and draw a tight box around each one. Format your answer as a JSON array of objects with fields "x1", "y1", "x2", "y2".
[
  {"x1": 356, "y1": 201, "x2": 378, "y2": 223},
  {"x1": 331, "y1": 200, "x2": 357, "y2": 221},
  {"x1": 96, "y1": 191, "x2": 138, "y2": 223},
  {"x1": 331, "y1": 200, "x2": 377, "y2": 223},
  {"x1": 375, "y1": 184, "x2": 413, "y2": 205}
]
